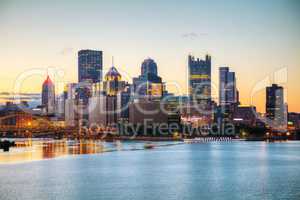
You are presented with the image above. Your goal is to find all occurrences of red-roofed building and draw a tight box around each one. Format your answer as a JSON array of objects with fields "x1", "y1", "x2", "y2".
[{"x1": 42, "y1": 75, "x2": 55, "y2": 115}]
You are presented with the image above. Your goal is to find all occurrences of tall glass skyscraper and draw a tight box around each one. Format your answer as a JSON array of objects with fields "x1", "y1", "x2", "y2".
[
  {"x1": 219, "y1": 67, "x2": 237, "y2": 106},
  {"x1": 266, "y1": 84, "x2": 286, "y2": 127},
  {"x1": 78, "y1": 49, "x2": 103, "y2": 83},
  {"x1": 141, "y1": 58, "x2": 158, "y2": 77},
  {"x1": 188, "y1": 55, "x2": 211, "y2": 105},
  {"x1": 218, "y1": 67, "x2": 237, "y2": 124}
]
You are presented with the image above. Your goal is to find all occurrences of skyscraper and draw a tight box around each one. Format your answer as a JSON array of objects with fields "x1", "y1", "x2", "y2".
[
  {"x1": 64, "y1": 83, "x2": 78, "y2": 127},
  {"x1": 103, "y1": 66, "x2": 126, "y2": 96},
  {"x1": 117, "y1": 87, "x2": 131, "y2": 120},
  {"x1": 133, "y1": 58, "x2": 164, "y2": 98},
  {"x1": 88, "y1": 65, "x2": 128, "y2": 127},
  {"x1": 141, "y1": 58, "x2": 158, "y2": 77},
  {"x1": 188, "y1": 55, "x2": 211, "y2": 105},
  {"x1": 78, "y1": 49, "x2": 103, "y2": 83},
  {"x1": 219, "y1": 67, "x2": 237, "y2": 106},
  {"x1": 42, "y1": 75, "x2": 55, "y2": 115},
  {"x1": 217, "y1": 67, "x2": 238, "y2": 127},
  {"x1": 266, "y1": 84, "x2": 286, "y2": 128}
]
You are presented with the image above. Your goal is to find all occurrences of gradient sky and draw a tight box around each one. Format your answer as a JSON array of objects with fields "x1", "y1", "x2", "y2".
[{"x1": 0, "y1": 0, "x2": 299, "y2": 112}]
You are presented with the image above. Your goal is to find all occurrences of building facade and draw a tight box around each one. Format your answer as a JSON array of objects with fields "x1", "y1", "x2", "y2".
[
  {"x1": 78, "y1": 49, "x2": 103, "y2": 83},
  {"x1": 133, "y1": 58, "x2": 164, "y2": 98},
  {"x1": 41, "y1": 75, "x2": 55, "y2": 115},
  {"x1": 141, "y1": 58, "x2": 158, "y2": 77},
  {"x1": 288, "y1": 112, "x2": 300, "y2": 130},
  {"x1": 89, "y1": 94, "x2": 117, "y2": 127},
  {"x1": 232, "y1": 105, "x2": 258, "y2": 127},
  {"x1": 219, "y1": 67, "x2": 237, "y2": 106},
  {"x1": 218, "y1": 67, "x2": 238, "y2": 122},
  {"x1": 266, "y1": 84, "x2": 286, "y2": 128},
  {"x1": 188, "y1": 54, "x2": 211, "y2": 106},
  {"x1": 88, "y1": 65, "x2": 128, "y2": 127},
  {"x1": 116, "y1": 88, "x2": 131, "y2": 121},
  {"x1": 64, "y1": 83, "x2": 77, "y2": 127},
  {"x1": 103, "y1": 66, "x2": 126, "y2": 96}
]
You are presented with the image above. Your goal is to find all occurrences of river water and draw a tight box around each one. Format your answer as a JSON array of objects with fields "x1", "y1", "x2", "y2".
[{"x1": 0, "y1": 139, "x2": 300, "y2": 200}]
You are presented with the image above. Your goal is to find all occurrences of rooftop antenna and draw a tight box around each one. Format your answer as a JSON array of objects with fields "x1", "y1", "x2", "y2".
[{"x1": 112, "y1": 56, "x2": 114, "y2": 67}]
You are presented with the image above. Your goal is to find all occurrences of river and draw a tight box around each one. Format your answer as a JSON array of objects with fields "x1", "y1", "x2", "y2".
[{"x1": 0, "y1": 139, "x2": 300, "y2": 200}]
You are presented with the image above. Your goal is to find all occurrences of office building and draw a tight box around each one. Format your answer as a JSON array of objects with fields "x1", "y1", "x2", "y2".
[
  {"x1": 103, "y1": 66, "x2": 126, "y2": 96},
  {"x1": 266, "y1": 84, "x2": 286, "y2": 128},
  {"x1": 89, "y1": 65, "x2": 128, "y2": 126},
  {"x1": 41, "y1": 75, "x2": 55, "y2": 115},
  {"x1": 78, "y1": 49, "x2": 103, "y2": 83},
  {"x1": 133, "y1": 58, "x2": 164, "y2": 98},
  {"x1": 219, "y1": 67, "x2": 237, "y2": 106},
  {"x1": 89, "y1": 92, "x2": 118, "y2": 127},
  {"x1": 116, "y1": 88, "x2": 131, "y2": 120},
  {"x1": 188, "y1": 54, "x2": 211, "y2": 105},
  {"x1": 232, "y1": 105, "x2": 258, "y2": 127},
  {"x1": 141, "y1": 58, "x2": 158, "y2": 76}
]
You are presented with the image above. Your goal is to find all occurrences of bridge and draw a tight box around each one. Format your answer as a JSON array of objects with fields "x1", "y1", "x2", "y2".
[
  {"x1": 0, "y1": 114, "x2": 117, "y2": 139},
  {"x1": 0, "y1": 113, "x2": 75, "y2": 138}
]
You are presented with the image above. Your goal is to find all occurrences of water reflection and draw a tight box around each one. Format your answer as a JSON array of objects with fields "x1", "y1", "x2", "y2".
[
  {"x1": 0, "y1": 139, "x2": 107, "y2": 164},
  {"x1": 0, "y1": 139, "x2": 181, "y2": 164}
]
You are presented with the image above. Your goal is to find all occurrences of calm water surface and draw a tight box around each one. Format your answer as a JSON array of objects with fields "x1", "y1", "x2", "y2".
[{"x1": 0, "y1": 140, "x2": 300, "y2": 200}]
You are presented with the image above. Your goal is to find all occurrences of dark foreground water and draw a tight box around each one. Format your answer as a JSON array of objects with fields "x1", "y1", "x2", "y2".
[{"x1": 0, "y1": 140, "x2": 300, "y2": 200}]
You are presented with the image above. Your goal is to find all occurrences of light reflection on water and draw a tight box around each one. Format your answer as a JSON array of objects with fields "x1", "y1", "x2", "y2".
[
  {"x1": 1, "y1": 141, "x2": 300, "y2": 199},
  {"x1": 0, "y1": 139, "x2": 177, "y2": 164},
  {"x1": 0, "y1": 139, "x2": 110, "y2": 164}
]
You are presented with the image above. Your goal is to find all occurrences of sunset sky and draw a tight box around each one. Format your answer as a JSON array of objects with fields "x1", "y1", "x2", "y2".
[{"x1": 0, "y1": 0, "x2": 299, "y2": 112}]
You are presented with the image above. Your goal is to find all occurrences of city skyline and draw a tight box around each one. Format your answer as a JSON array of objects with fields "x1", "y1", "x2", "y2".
[
  {"x1": 0, "y1": 0, "x2": 299, "y2": 112},
  {"x1": 1, "y1": 2, "x2": 300, "y2": 200}
]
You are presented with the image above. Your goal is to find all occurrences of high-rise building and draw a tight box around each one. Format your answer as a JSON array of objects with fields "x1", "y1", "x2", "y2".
[
  {"x1": 89, "y1": 65, "x2": 128, "y2": 126},
  {"x1": 64, "y1": 83, "x2": 78, "y2": 127},
  {"x1": 41, "y1": 75, "x2": 55, "y2": 115},
  {"x1": 217, "y1": 67, "x2": 239, "y2": 128},
  {"x1": 78, "y1": 49, "x2": 103, "y2": 83},
  {"x1": 55, "y1": 94, "x2": 65, "y2": 119},
  {"x1": 103, "y1": 66, "x2": 126, "y2": 96},
  {"x1": 116, "y1": 87, "x2": 131, "y2": 120},
  {"x1": 64, "y1": 82, "x2": 90, "y2": 127},
  {"x1": 65, "y1": 98, "x2": 77, "y2": 127},
  {"x1": 219, "y1": 67, "x2": 237, "y2": 106},
  {"x1": 65, "y1": 83, "x2": 78, "y2": 99},
  {"x1": 141, "y1": 58, "x2": 158, "y2": 76},
  {"x1": 266, "y1": 84, "x2": 286, "y2": 128},
  {"x1": 133, "y1": 58, "x2": 164, "y2": 98},
  {"x1": 188, "y1": 55, "x2": 211, "y2": 105}
]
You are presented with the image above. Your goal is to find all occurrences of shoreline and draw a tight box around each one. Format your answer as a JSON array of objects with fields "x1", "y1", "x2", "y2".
[{"x1": 1, "y1": 136, "x2": 299, "y2": 142}]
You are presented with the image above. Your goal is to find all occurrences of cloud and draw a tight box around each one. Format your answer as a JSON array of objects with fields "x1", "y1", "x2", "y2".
[{"x1": 181, "y1": 32, "x2": 207, "y2": 40}]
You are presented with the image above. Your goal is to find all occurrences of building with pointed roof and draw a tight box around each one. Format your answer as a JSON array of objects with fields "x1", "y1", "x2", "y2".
[
  {"x1": 103, "y1": 66, "x2": 126, "y2": 96},
  {"x1": 42, "y1": 75, "x2": 55, "y2": 115}
]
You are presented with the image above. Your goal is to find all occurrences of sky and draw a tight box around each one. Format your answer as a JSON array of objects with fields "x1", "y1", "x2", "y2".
[{"x1": 0, "y1": 0, "x2": 299, "y2": 112}]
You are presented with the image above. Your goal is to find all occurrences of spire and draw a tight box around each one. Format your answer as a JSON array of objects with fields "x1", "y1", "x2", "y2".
[{"x1": 43, "y1": 75, "x2": 53, "y2": 86}]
